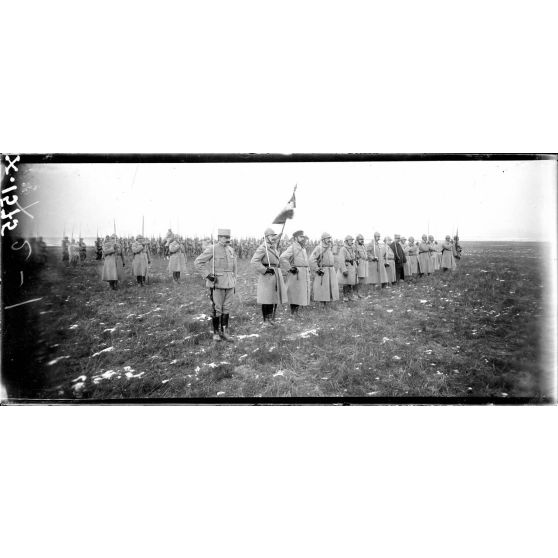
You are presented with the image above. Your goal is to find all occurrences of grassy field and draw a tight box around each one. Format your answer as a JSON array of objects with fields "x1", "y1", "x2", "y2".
[{"x1": 2, "y1": 242, "x2": 553, "y2": 401}]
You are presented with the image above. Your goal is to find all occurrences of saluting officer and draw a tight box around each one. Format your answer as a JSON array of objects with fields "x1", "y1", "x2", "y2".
[
  {"x1": 279, "y1": 230, "x2": 311, "y2": 316},
  {"x1": 309, "y1": 232, "x2": 339, "y2": 305},
  {"x1": 337, "y1": 235, "x2": 358, "y2": 301},
  {"x1": 194, "y1": 228, "x2": 237, "y2": 342},
  {"x1": 251, "y1": 227, "x2": 288, "y2": 326}
]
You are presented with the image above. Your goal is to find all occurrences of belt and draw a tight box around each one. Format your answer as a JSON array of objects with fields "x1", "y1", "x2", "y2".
[
  {"x1": 345, "y1": 260, "x2": 355, "y2": 264},
  {"x1": 320, "y1": 265, "x2": 334, "y2": 267},
  {"x1": 263, "y1": 263, "x2": 279, "y2": 268},
  {"x1": 295, "y1": 265, "x2": 309, "y2": 267}
]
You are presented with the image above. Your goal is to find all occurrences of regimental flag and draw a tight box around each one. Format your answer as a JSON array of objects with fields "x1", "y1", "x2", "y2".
[{"x1": 272, "y1": 185, "x2": 297, "y2": 225}]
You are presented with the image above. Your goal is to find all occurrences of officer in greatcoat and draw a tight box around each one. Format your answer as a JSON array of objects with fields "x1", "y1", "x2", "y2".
[
  {"x1": 279, "y1": 230, "x2": 311, "y2": 316},
  {"x1": 389, "y1": 234, "x2": 407, "y2": 283},
  {"x1": 194, "y1": 228, "x2": 237, "y2": 342},
  {"x1": 168, "y1": 235, "x2": 187, "y2": 282},
  {"x1": 131, "y1": 235, "x2": 150, "y2": 286},
  {"x1": 251, "y1": 227, "x2": 288, "y2": 326},
  {"x1": 418, "y1": 234, "x2": 432, "y2": 276},
  {"x1": 337, "y1": 235, "x2": 358, "y2": 301},
  {"x1": 354, "y1": 234, "x2": 368, "y2": 298},
  {"x1": 101, "y1": 234, "x2": 126, "y2": 290},
  {"x1": 309, "y1": 232, "x2": 339, "y2": 305},
  {"x1": 367, "y1": 232, "x2": 389, "y2": 289},
  {"x1": 441, "y1": 235, "x2": 457, "y2": 271}
]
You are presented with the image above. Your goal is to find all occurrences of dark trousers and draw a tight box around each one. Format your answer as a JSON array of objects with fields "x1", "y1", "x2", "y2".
[
  {"x1": 262, "y1": 304, "x2": 277, "y2": 320},
  {"x1": 395, "y1": 262, "x2": 405, "y2": 282}
]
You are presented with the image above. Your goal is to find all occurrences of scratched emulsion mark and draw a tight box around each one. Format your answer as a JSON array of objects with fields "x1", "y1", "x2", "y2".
[{"x1": 2, "y1": 155, "x2": 43, "y2": 310}]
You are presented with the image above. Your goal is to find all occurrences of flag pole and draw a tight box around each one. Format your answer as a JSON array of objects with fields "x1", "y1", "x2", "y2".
[{"x1": 142, "y1": 215, "x2": 145, "y2": 237}]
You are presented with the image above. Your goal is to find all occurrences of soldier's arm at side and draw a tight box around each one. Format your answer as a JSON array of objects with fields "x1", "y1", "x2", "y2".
[
  {"x1": 338, "y1": 246, "x2": 347, "y2": 273},
  {"x1": 279, "y1": 245, "x2": 293, "y2": 275},
  {"x1": 309, "y1": 246, "x2": 320, "y2": 272},
  {"x1": 250, "y1": 244, "x2": 268, "y2": 275}
]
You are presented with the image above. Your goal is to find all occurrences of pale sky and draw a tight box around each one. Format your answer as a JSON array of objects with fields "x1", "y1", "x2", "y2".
[{"x1": 15, "y1": 159, "x2": 557, "y2": 242}]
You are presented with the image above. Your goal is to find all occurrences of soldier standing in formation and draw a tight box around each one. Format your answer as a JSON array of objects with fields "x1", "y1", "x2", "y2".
[
  {"x1": 354, "y1": 234, "x2": 368, "y2": 299},
  {"x1": 279, "y1": 230, "x2": 311, "y2": 316},
  {"x1": 101, "y1": 234, "x2": 126, "y2": 290},
  {"x1": 428, "y1": 235, "x2": 440, "y2": 271},
  {"x1": 69, "y1": 239, "x2": 80, "y2": 267},
  {"x1": 131, "y1": 235, "x2": 150, "y2": 286},
  {"x1": 61, "y1": 236, "x2": 70, "y2": 265},
  {"x1": 168, "y1": 235, "x2": 187, "y2": 282},
  {"x1": 251, "y1": 228, "x2": 288, "y2": 326},
  {"x1": 309, "y1": 232, "x2": 339, "y2": 305},
  {"x1": 441, "y1": 235, "x2": 457, "y2": 271},
  {"x1": 390, "y1": 234, "x2": 407, "y2": 284},
  {"x1": 383, "y1": 236, "x2": 396, "y2": 285},
  {"x1": 95, "y1": 237, "x2": 103, "y2": 260},
  {"x1": 406, "y1": 236, "x2": 419, "y2": 278},
  {"x1": 418, "y1": 234, "x2": 431, "y2": 276},
  {"x1": 337, "y1": 235, "x2": 358, "y2": 302},
  {"x1": 367, "y1": 232, "x2": 388, "y2": 289},
  {"x1": 79, "y1": 237, "x2": 87, "y2": 264},
  {"x1": 194, "y1": 228, "x2": 236, "y2": 342},
  {"x1": 164, "y1": 229, "x2": 173, "y2": 258}
]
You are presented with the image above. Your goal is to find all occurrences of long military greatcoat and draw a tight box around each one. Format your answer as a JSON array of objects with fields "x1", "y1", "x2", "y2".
[
  {"x1": 407, "y1": 244, "x2": 419, "y2": 274},
  {"x1": 366, "y1": 241, "x2": 388, "y2": 285},
  {"x1": 279, "y1": 241, "x2": 311, "y2": 306},
  {"x1": 168, "y1": 240, "x2": 187, "y2": 273},
  {"x1": 101, "y1": 240, "x2": 124, "y2": 281},
  {"x1": 431, "y1": 242, "x2": 441, "y2": 271},
  {"x1": 355, "y1": 243, "x2": 368, "y2": 280},
  {"x1": 251, "y1": 240, "x2": 288, "y2": 305},
  {"x1": 418, "y1": 241, "x2": 433, "y2": 274},
  {"x1": 336, "y1": 243, "x2": 358, "y2": 285},
  {"x1": 441, "y1": 241, "x2": 457, "y2": 270},
  {"x1": 309, "y1": 243, "x2": 339, "y2": 301},
  {"x1": 403, "y1": 243, "x2": 412, "y2": 277},
  {"x1": 384, "y1": 244, "x2": 396, "y2": 283},
  {"x1": 131, "y1": 241, "x2": 149, "y2": 276}
]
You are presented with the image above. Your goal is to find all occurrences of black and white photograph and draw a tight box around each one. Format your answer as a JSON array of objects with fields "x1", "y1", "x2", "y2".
[
  {"x1": 2, "y1": 2, "x2": 558, "y2": 558},
  {"x1": 2, "y1": 154, "x2": 556, "y2": 403}
]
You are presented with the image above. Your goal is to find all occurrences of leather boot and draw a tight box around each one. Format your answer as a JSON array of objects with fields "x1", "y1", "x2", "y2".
[
  {"x1": 220, "y1": 314, "x2": 234, "y2": 342},
  {"x1": 212, "y1": 315, "x2": 221, "y2": 342}
]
